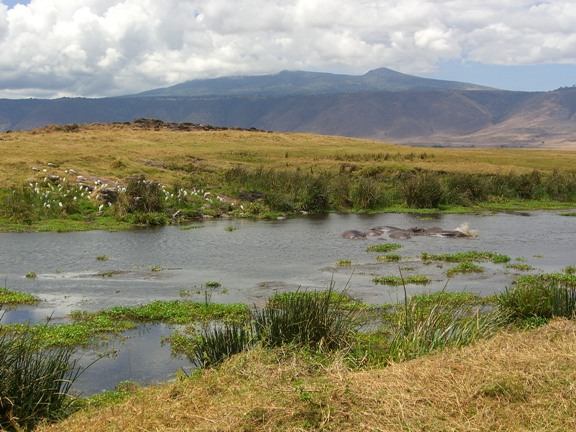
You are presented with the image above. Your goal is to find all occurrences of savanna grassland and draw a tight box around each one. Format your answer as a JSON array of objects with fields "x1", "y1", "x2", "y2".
[
  {"x1": 1, "y1": 120, "x2": 576, "y2": 232},
  {"x1": 3, "y1": 121, "x2": 576, "y2": 431},
  {"x1": 2, "y1": 121, "x2": 576, "y2": 187}
]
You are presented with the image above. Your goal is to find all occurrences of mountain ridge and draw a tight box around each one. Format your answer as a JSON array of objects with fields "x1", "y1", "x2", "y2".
[
  {"x1": 129, "y1": 67, "x2": 492, "y2": 98},
  {"x1": 1, "y1": 67, "x2": 575, "y2": 149}
]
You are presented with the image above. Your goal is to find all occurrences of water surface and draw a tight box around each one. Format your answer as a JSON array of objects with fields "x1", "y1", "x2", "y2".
[{"x1": 1, "y1": 211, "x2": 574, "y2": 393}]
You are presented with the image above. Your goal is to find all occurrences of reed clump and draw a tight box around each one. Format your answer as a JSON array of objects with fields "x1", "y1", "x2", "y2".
[
  {"x1": 497, "y1": 273, "x2": 576, "y2": 322},
  {"x1": 384, "y1": 291, "x2": 505, "y2": 363},
  {"x1": 0, "y1": 323, "x2": 81, "y2": 431},
  {"x1": 184, "y1": 287, "x2": 365, "y2": 369}
]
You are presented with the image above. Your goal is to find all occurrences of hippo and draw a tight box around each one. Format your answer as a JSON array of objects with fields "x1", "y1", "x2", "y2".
[
  {"x1": 388, "y1": 229, "x2": 413, "y2": 240},
  {"x1": 365, "y1": 228, "x2": 384, "y2": 237},
  {"x1": 341, "y1": 230, "x2": 366, "y2": 240},
  {"x1": 371, "y1": 226, "x2": 402, "y2": 232}
]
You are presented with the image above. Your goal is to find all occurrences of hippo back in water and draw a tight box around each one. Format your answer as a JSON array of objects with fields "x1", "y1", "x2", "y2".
[{"x1": 341, "y1": 230, "x2": 366, "y2": 240}]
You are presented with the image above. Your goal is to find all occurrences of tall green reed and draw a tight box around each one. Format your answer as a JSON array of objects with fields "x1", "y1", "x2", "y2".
[{"x1": 0, "y1": 329, "x2": 81, "y2": 431}]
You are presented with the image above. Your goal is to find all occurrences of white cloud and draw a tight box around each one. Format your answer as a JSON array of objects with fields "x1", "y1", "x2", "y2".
[{"x1": 0, "y1": 0, "x2": 575, "y2": 98}]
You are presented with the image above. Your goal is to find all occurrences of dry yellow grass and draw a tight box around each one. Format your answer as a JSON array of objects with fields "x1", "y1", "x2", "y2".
[
  {"x1": 2, "y1": 123, "x2": 576, "y2": 188},
  {"x1": 37, "y1": 319, "x2": 576, "y2": 432}
]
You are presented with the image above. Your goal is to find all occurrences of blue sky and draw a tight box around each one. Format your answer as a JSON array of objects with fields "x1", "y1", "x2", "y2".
[{"x1": 1, "y1": 0, "x2": 576, "y2": 98}]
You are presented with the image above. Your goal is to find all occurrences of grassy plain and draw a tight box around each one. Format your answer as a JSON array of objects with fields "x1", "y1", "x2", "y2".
[{"x1": 2, "y1": 122, "x2": 576, "y2": 187}]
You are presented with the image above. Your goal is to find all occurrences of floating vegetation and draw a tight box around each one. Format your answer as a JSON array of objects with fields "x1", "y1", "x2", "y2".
[
  {"x1": 151, "y1": 265, "x2": 162, "y2": 272},
  {"x1": 180, "y1": 225, "x2": 203, "y2": 230},
  {"x1": 97, "y1": 270, "x2": 124, "y2": 278},
  {"x1": 225, "y1": 226, "x2": 236, "y2": 232},
  {"x1": 205, "y1": 281, "x2": 222, "y2": 288},
  {"x1": 421, "y1": 251, "x2": 510, "y2": 264},
  {"x1": 336, "y1": 259, "x2": 352, "y2": 266},
  {"x1": 25, "y1": 272, "x2": 37, "y2": 279},
  {"x1": 505, "y1": 263, "x2": 535, "y2": 272},
  {"x1": 366, "y1": 243, "x2": 402, "y2": 253},
  {"x1": 376, "y1": 254, "x2": 402, "y2": 263},
  {"x1": 447, "y1": 262, "x2": 484, "y2": 277},
  {"x1": 96, "y1": 255, "x2": 109, "y2": 261},
  {"x1": 0, "y1": 287, "x2": 40, "y2": 305},
  {"x1": 372, "y1": 275, "x2": 430, "y2": 286}
]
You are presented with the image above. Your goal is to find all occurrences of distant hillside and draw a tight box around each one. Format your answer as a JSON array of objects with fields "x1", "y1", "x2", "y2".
[
  {"x1": 129, "y1": 68, "x2": 490, "y2": 97},
  {"x1": 1, "y1": 68, "x2": 576, "y2": 149}
]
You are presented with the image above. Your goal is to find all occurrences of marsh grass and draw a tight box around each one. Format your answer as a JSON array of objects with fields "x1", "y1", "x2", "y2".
[
  {"x1": 446, "y1": 262, "x2": 484, "y2": 277},
  {"x1": 421, "y1": 250, "x2": 511, "y2": 264},
  {"x1": 2, "y1": 126, "x2": 576, "y2": 230},
  {"x1": 505, "y1": 263, "x2": 535, "y2": 272},
  {"x1": 376, "y1": 254, "x2": 402, "y2": 262},
  {"x1": 385, "y1": 291, "x2": 504, "y2": 363},
  {"x1": 253, "y1": 288, "x2": 363, "y2": 351},
  {"x1": 497, "y1": 273, "x2": 576, "y2": 322},
  {"x1": 402, "y1": 171, "x2": 445, "y2": 208},
  {"x1": 372, "y1": 275, "x2": 430, "y2": 286},
  {"x1": 0, "y1": 329, "x2": 82, "y2": 431},
  {"x1": 187, "y1": 322, "x2": 254, "y2": 368},
  {"x1": 183, "y1": 288, "x2": 366, "y2": 369}
]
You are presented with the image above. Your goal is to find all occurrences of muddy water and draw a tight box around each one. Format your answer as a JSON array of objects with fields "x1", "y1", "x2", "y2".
[{"x1": 1, "y1": 211, "x2": 575, "y2": 394}]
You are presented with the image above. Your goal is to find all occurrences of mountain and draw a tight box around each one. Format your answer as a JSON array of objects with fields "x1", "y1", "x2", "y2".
[
  {"x1": 1, "y1": 68, "x2": 576, "y2": 149},
  {"x1": 130, "y1": 68, "x2": 490, "y2": 97}
]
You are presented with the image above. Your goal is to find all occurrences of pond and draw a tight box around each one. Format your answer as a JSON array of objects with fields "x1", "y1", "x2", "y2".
[{"x1": 1, "y1": 211, "x2": 575, "y2": 394}]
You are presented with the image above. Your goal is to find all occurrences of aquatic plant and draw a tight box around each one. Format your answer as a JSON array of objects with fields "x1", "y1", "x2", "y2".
[
  {"x1": 25, "y1": 272, "x2": 37, "y2": 279},
  {"x1": 0, "y1": 288, "x2": 40, "y2": 305},
  {"x1": 0, "y1": 328, "x2": 82, "y2": 431},
  {"x1": 253, "y1": 287, "x2": 362, "y2": 351},
  {"x1": 187, "y1": 322, "x2": 254, "y2": 369},
  {"x1": 421, "y1": 251, "x2": 510, "y2": 264},
  {"x1": 497, "y1": 273, "x2": 576, "y2": 322},
  {"x1": 505, "y1": 263, "x2": 535, "y2": 272},
  {"x1": 447, "y1": 262, "x2": 484, "y2": 277},
  {"x1": 96, "y1": 255, "x2": 109, "y2": 261},
  {"x1": 336, "y1": 259, "x2": 352, "y2": 266},
  {"x1": 375, "y1": 254, "x2": 402, "y2": 263},
  {"x1": 385, "y1": 292, "x2": 504, "y2": 363},
  {"x1": 366, "y1": 243, "x2": 402, "y2": 253},
  {"x1": 372, "y1": 275, "x2": 430, "y2": 286}
]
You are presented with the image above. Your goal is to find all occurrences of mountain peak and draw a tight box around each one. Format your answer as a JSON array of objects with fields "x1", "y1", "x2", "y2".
[{"x1": 129, "y1": 67, "x2": 493, "y2": 98}]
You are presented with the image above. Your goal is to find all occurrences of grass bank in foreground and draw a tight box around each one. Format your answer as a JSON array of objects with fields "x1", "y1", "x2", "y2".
[
  {"x1": 36, "y1": 319, "x2": 576, "y2": 432},
  {"x1": 3, "y1": 270, "x2": 576, "y2": 430},
  {"x1": 1, "y1": 122, "x2": 576, "y2": 231}
]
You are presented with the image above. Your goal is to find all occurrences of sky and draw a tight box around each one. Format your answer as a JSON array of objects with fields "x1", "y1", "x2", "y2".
[{"x1": 1, "y1": 0, "x2": 576, "y2": 99}]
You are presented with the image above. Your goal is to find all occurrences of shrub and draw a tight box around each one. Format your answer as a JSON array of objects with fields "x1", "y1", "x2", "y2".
[{"x1": 116, "y1": 175, "x2": 164, "y2": 214}]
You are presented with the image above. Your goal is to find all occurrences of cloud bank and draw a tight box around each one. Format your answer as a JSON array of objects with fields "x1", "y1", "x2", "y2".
[{"x1": 1, "y1": 0, "x2": 575, "y2": 98}]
